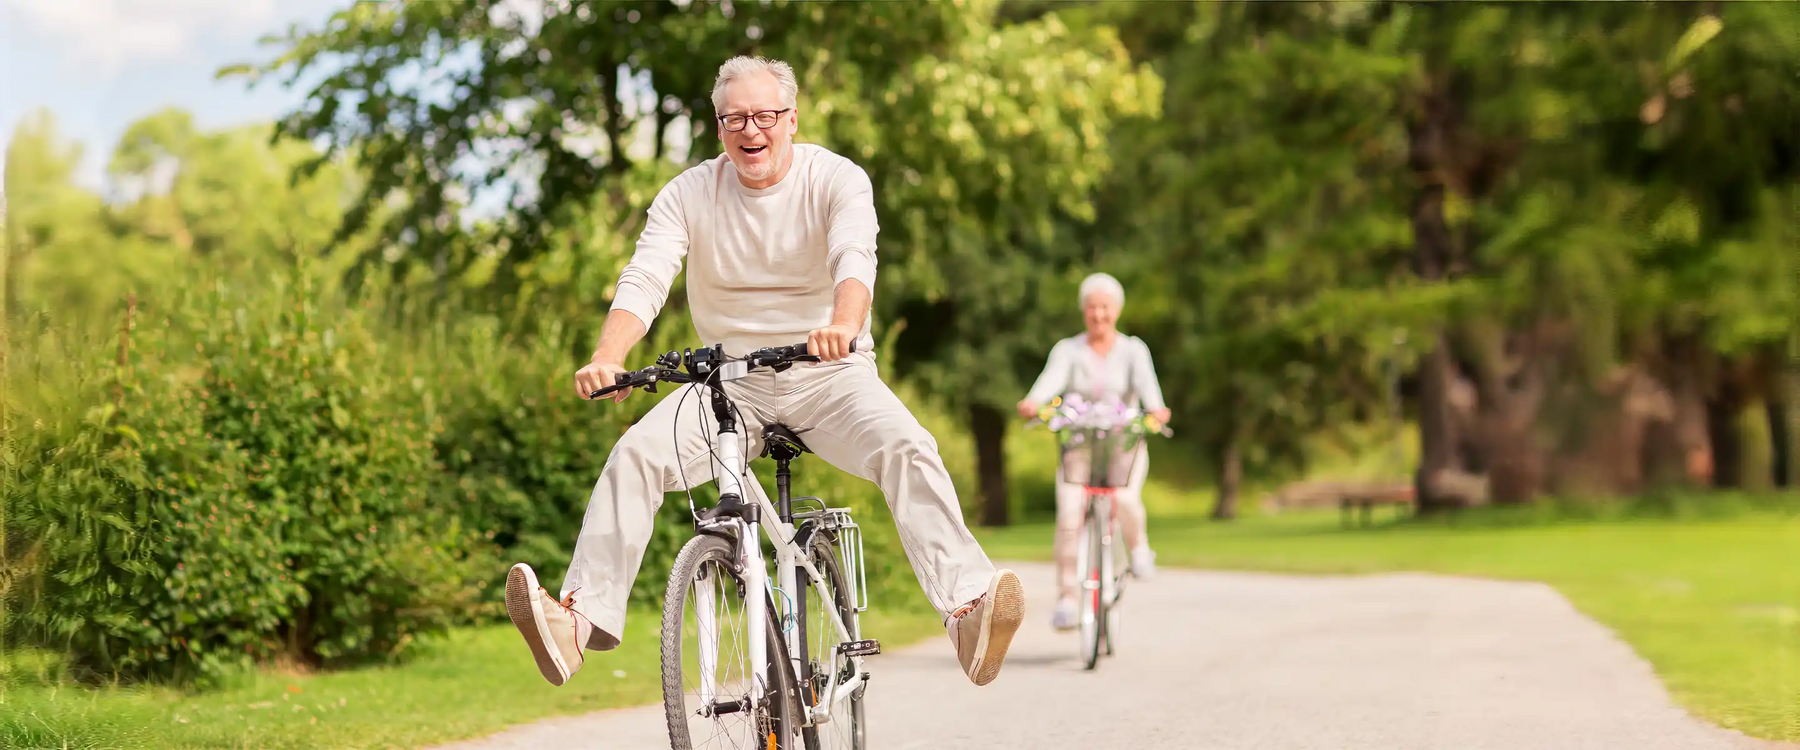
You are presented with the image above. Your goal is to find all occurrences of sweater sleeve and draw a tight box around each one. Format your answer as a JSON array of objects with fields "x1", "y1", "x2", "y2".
[
  {"x1": 824, "y1": 160, "x2": 879, "y2": 295},
  {"x1": 1025, "y1": 339, "x2": 1076, "y2": 404},
  {"x1": 610, "y1": 173, "x2": 691, "y2": 328},
  {"x1": 1130, "y1": 338, "x2": 1168, "y2": 412}
]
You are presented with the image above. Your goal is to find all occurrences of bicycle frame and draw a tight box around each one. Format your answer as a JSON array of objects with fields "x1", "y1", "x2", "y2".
[{"x1": 690, "y1": 381, "x2": 868, "y2": 730}]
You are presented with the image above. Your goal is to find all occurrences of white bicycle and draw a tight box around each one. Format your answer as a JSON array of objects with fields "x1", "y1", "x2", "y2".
[{"x1": 592, "y1": 342, "x2": 874, "y2": 750}]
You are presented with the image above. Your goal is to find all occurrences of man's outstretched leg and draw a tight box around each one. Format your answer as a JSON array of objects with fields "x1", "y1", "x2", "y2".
[
  {"x1": 787, "y1": 356, "x2": 1025, "y2": 686},
  {"x1": 506, "y1": 382, "x2": 765, "y2": 686}
]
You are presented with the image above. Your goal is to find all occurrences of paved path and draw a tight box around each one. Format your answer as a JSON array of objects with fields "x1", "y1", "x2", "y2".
[{"x1": 434, "y1": 562, "x2": 1784, "y2": 750}]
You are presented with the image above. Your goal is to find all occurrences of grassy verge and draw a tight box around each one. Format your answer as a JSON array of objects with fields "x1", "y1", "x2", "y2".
[
  {"x1": 974, "y1": 493, "x2": 1800, "y2": 742},
  {"x1": 1, "y1": 596, "x2": 943, "y2": 749}
]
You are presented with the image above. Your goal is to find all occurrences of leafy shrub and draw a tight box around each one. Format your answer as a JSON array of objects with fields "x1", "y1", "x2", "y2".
[
  {"x1": 2, "y1": 260, "x2": 989, "y2": 686},
  {"x1": 4, "y1": 272, "x2": 492, "y2": 683},
  {"x1": 423, "y1": 316, "x2": 647, "y2": 602}
]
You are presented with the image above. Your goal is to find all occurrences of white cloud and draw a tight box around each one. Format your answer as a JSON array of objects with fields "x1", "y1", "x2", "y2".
[{"x1": 4, "y1": 0, "x2": 316, "y2": 76}]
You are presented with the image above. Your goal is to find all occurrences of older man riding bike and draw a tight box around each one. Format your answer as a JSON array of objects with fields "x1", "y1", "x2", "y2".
[{"x1": 504, "y1": 55, "x2": 1025, "y2": 691}]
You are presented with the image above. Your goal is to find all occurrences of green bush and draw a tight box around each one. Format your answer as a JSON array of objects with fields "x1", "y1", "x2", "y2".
[
  {"x1": 4, "y1": 272, "x2": 492, "y2": 683},
  {"x1": 422, "y1": 316, "x2": 660, "y2": 603},
  {"x1": 2, "y1": 260, "x2": 990, "y2": 686}
]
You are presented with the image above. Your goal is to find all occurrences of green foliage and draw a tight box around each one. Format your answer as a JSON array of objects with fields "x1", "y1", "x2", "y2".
[
  {"x1": 1092, "y1": 2, "x2": 1425, "y2": 477},
  {"x1": 4, "y1": 268, "x2": 492, "y2": 683},
  {"x1": 4, "y1": 107, "x2": 369, "y2": 329},
  {"x1": 421, "y1": 315, "x2": 651, "y2": 602},
  {"x1": 1085, "y1": 1, "x2": 1800, "y2": 497},
  {"x1": 834, "y1": 8, "x2": 1163, "y2": 410},
  {"x1": 248, "y1": 0, "x2": 976, "y2": 284},
  {"x1": 250, "y1": 0, "x2": 1158, "y2": 415},
  {"x1": 3, "y1": 111, "x2": 120, "y2": 319}
]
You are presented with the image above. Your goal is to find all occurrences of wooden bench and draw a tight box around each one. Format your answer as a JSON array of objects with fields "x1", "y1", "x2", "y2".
[{"x1": 1340, "y1": 485, "x2": 1415, "y2": 527}]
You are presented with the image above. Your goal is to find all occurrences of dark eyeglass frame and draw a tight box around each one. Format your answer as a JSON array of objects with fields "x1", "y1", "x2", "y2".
[{"x1": 717, "y1": 108, "x2": 792, "y2": 132}]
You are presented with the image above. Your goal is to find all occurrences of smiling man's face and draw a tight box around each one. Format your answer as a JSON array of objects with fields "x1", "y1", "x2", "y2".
[{"x1": 716, "y1": 70, "x2": 797, "y2": 189}]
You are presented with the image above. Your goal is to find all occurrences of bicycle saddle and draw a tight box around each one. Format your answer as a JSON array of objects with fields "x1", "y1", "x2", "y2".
[{"x1": 760, "y1": 423, "x2": 812, "y2": 458}]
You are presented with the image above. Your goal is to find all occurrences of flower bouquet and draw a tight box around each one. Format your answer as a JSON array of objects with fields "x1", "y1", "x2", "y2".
[{"x1": 1034, "y1": 394, "x2": 1171, "y2": 488}]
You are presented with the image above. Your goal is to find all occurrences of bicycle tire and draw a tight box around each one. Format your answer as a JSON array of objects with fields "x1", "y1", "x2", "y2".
[
  {"x1": 801, "y1": 533, "x2": 866, "y2": 750},
  {"x1": 1079, "y1": 502, "x2": 1105, "y2": 671},
  {"x1": 662, "y1": 534, "x2": 799, "y2": 750},
  {"x1": 1104, "y1": 512, "x2": 1123, "y2": 656}
]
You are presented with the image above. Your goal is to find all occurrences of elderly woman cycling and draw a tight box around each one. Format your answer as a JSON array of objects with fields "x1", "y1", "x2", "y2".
[{"x1": 1016, "y1": 272, "x2": 1171, "y2": 631}]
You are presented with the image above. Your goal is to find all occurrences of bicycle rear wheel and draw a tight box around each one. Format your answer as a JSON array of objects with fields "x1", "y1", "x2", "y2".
[
  {"x1": 662, "y1": 534, "x2": 798, "y2": 749},
  {"x1": 1078, "y1": 501, "x2": 1105, "y2": 671},
  {"x1": 801, "y1": 534, "x2": 865, "y2": 750}
]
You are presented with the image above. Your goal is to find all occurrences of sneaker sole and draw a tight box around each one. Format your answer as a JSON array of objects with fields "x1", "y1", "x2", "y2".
[
  {"x1": 972, "y1": 569, "x2": 1025, "y2": 686},
  {"x1": 506, "y1": 563, "x2": 572, "y2": 686}
]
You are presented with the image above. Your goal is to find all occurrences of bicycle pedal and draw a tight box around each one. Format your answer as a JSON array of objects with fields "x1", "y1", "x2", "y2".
[{"x1": 836, "y1": 639, "x2": 881, "y2": 657}]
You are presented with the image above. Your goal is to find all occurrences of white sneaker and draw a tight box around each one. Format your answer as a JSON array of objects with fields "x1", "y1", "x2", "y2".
[
  {"x1": 1130, "y1": 546, "x2": 1157, "y2": 579},
  {"x1": 1051, "y1": 598, "x2": 1079, "y2": 631},
  {"x1": 506, "y1": 562, "x2": 590, "y2": 686}
]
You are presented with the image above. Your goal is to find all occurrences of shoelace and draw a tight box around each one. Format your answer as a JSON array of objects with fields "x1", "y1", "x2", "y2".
[
  {"x1": 551, "y1": 587, "x2": 597, "y2": 662},
  {"x1": 944, "y1": 594, "x2": 985, "y2": 627}
]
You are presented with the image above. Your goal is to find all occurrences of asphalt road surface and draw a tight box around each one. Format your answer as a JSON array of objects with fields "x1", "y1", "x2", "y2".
[{"x1": 434, "y1": 562, "x2": 1785, "y2": 750}]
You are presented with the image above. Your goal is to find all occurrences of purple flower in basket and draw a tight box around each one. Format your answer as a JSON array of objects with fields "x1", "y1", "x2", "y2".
[{"x1": 1049, "y1": 395, "x2": 1139, "y2": 438}]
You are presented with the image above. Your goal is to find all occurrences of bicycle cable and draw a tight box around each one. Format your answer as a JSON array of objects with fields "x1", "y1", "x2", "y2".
[{"x1": 671, "y1": 359, "x2": 758, "y2": 524}]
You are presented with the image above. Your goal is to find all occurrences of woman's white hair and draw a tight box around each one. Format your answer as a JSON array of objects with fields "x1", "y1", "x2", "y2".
[
  {"x1": 1079, "y1": 272, "x2": 1126, "y2": 308},
  {"x1": 711, "y1": 56, "x2": 799, "y2": 112}
]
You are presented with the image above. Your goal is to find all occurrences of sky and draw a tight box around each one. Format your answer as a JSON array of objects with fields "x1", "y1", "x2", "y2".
[
  {"x1": 0, "y1": 0, "x2": 680, "y2": 220},
  {"x1": 1, "y1": 0, "x2": 351, "y2": 191}
]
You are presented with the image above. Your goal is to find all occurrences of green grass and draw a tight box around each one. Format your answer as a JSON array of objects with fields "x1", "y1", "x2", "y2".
[
  {"x1": 1, "y1": 600, "x2": 943, "y2": 749},
  {"x1": 975, "y1": 492, "x2": 1800, "y2": 742}
]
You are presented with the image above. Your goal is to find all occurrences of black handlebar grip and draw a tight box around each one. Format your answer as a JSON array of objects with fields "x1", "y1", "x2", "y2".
[
  {"x1": 796, "y1": 339, "x2": 859, "y2": 357},
  {"x1": 590, "y1": 369, "x2": 649, "y2": 399}
]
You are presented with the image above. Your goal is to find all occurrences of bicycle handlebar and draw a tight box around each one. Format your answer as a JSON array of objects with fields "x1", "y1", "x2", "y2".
[{"x1": 588, "y1": 339, "x2": 858, "y2": 400}]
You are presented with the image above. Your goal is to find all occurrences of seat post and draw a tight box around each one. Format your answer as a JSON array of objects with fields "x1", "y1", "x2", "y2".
[{"x1": 775, "y1": 456, "x2": 793, "y2": 523}]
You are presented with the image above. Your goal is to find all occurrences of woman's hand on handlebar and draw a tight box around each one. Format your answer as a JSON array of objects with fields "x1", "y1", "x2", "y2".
[
  {"x1": 575, "y1": 359, "x2": 631, "y2": 403},
  {"x1": 1016, "y1": 399, "x2": 1041, "y2": 420}
]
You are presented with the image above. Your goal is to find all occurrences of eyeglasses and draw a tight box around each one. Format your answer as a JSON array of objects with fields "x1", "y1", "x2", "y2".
[{"x1": 717, "y1": 108, "x2": 791, "y2": 133}]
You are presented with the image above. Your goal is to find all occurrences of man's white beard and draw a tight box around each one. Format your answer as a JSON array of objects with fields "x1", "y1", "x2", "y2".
[
  {"x1": 738, "y1": 160, "x2": 775, "y2": 181},
  {"x1": 736, "y1": 145, "x2": 786, "y2": 182}
]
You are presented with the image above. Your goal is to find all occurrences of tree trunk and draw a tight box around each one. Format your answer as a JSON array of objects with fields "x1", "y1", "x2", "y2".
[
  {"x1": 970, "y1": 404, "x2": 1011, "y2": 527},
  {"x1": 1212, "y1": 437, "x2": 1241, "y2": 521},
  {"x1": 1767, "y1": 395, "x2": 1791, "y2": 488},
  {"x1": 1414, "y1": 338, "x2": 1464, "y2": 512},
  {"x1": 1641, "y1": 337, "x2": 1714, "y2": 489},
  {"x1": 1706, "y1": 382, "x2": 1746, "y2": 489},
  {"x1": 1406, "y1": 80, "x2": 1467, "y2": 513}
]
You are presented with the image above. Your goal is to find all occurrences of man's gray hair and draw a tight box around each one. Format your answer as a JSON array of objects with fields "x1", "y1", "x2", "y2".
[{"x1": 711, "y1": 56, "x2": 799, "y2": 112}]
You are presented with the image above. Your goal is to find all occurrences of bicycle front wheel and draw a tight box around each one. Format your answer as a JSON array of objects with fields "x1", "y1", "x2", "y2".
[
  {"x1": 1078, "y1": 502, "x2": 1105, "y2": 671},
  {"x1": 662, "y1": 534, "x2": 798, "y2": 749},
  {"x1": 1104, "y1": 511, "x2": 1126, "y2": 656}
]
